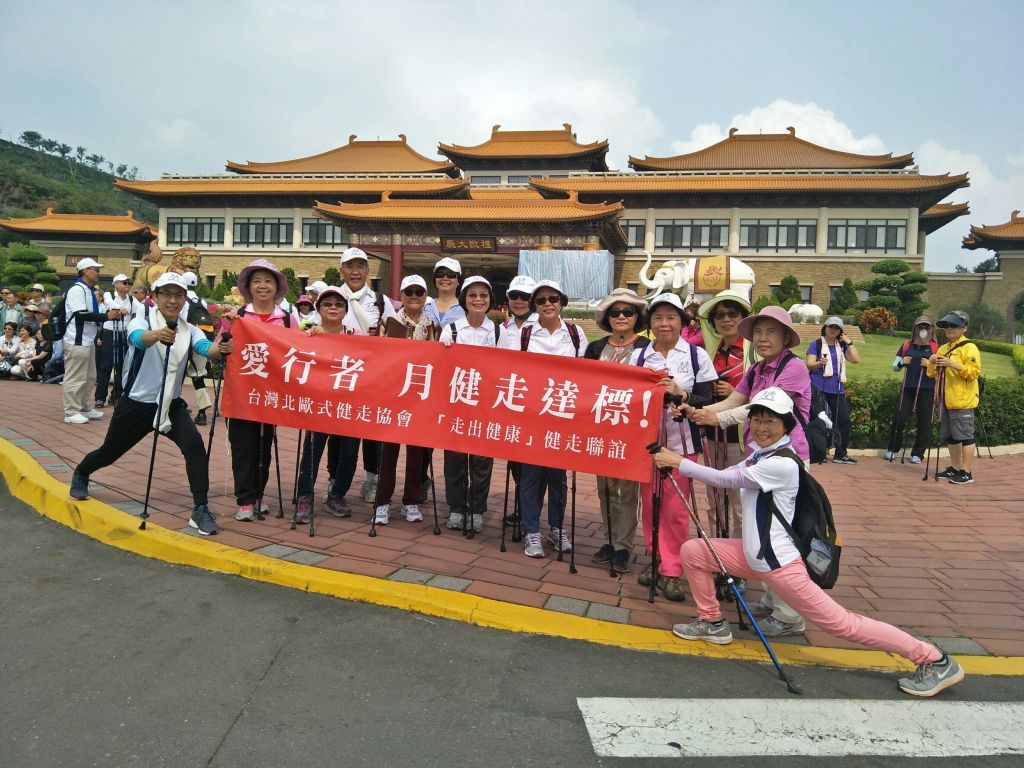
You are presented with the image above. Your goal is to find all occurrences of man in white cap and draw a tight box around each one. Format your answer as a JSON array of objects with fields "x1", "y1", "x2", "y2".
[
  {"x1": 337, "y1": 246, "x2": 397, "y2": 502},
  {"x1": 63, "y1": 258, "x2": 123, "y2": 424},
  {"x1": 95, "y1": 273, "x2": 135, "y2": 407},
  {"x1": 30, "y1": 283, "x2": 52, "y2": 318}
]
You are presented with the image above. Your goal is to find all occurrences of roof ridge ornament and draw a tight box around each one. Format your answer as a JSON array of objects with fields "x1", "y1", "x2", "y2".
[
  {"x1": 46, "y1": 207, "x2": 54, "y2": 215},
  {"x1": 491, "y1": 124, "x2": 501, "y2": 136},
  {"x1": 787, "y1": 126, "x2": 796, "y2": 136},
  {"x1": 1013, "y1": 210, "x2": 1021, "y2": 221},
  {"x1": 349, "y1": 134, "x2": 357, "y2": 144},
  {"x1": 728, "y1": 127, "x2": 738, "y2": 137}
]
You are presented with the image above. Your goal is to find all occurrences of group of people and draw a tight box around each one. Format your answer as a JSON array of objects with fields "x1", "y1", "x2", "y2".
[
  {"x1": 0, "y1": 283, "x2": 55, "y2": 381},
  {"x1": 53, "y1": 246, "x2": 979, "y2": 698}
]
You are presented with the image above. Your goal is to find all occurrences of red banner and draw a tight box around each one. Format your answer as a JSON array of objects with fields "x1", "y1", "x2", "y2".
[{"x1": 220, "y1": 320, "x2": 663, "y2": 482}]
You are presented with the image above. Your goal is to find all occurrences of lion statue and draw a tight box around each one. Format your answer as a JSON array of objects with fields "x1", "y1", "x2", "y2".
[{"x1": 132, "y1": 245, "x2": 202, "y2": 292}]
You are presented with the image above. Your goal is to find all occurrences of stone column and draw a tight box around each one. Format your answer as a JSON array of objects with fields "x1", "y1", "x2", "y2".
[
  {"x1": 728, "y1": 207, "x2": 740, "y2": 253},
  {"x1": 905, "y1": 206, "x2": 919, "y2": 257},
  {"x1": 644, "y1": 208, "x2": 656, "y2": 252},
  {"x1": 158, "y1": 209, "x2": 168, "y2": 248},
  {"x1": 390, "y1": 234, "x2": 404, "y2": 298},
  {"x1": 224, "y1": 208, "x2": 233, "y2": 248},
  {"x1": 292, "y1": 207, "x2": 303, "y2": 250},
  {"x1": 816, "y1": 207, "x2": 828, "y2": 254}
]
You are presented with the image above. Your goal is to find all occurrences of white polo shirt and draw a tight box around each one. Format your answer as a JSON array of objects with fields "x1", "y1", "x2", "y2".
[
  {"x1": 439, "y1": 316, "x2": 501, "y2": 347},
  {"x1": 517, "y1": 319, "x2": 588, "y2": 358},
  {"x1": 102, "y1": 292, "x2": 134, "y2": 331},
  {"x1": 63, "y1": 281, "x2": 102, "y2": 347}
]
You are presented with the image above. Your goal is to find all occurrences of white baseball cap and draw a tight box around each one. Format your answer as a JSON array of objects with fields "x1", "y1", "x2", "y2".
[
  {"x1": 341, "y1": 246, "x2": 369, "y2": 264},
  {"x1": 433, "y1": 257, "x2": 462, "y2": 275},
  {"x1": 400, "y1": 275, "x2": 428, "y2": 292},
  {"x1": 460, "y1": 275, "x2": 492, "y2": 294},
  {"x1": 76, "y1": 257, "x2": 103, "y2": 271},
  {"x1": 112, "y1": 274, "x2": 130, "y2": 284},
  {"x1": 31, "y1": 283, "x2": 46, "y2": 291},
  {"x1": 746, "y1": 386, "x2": 795, "y2": 416},
  {"x1": 151, "y1": 272, "x2": 189, "y2": 292},
  {"x1": 181, "y1": 271, "x2": 198, "y2": 288},
  {"x1": 308, "y1": 280, "x2": 329, "y2": 294},
  {"x1": 507, "y1": 275, "x2": 537, "y2": 295},
  {"x1": 531, "y1": 279, "x2": 568, "y2": 304}
]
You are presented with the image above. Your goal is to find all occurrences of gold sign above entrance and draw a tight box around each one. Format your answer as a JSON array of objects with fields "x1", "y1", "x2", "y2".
[{"x1": 441, "y1": 236, "x2": 497, "y2": 253}]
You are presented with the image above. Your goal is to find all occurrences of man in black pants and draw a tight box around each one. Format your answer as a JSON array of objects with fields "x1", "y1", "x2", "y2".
[{"x1": 69, "y1": 273, "x2": 233, "y2": 535}]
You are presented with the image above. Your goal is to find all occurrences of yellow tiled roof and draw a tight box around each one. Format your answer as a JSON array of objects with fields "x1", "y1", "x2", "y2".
[
  {"x1": 226, "y1": 135, "x2": 456, "y2": 175},
  {"x1": 314, "y1": 191, "x2": 622, "y2": 223},
  {"x1": 963, "y1": 210, "x2": 1024, "y2": 249},
  {"x1": 0, "y1": 209, "x2": 156, "y2": 238},
  {"x1": 116, "y1": 176, "x2": 468, "y2": 197},
  {"x1": 467, "y1": 187, "x2": 545, "y2": 200},
  {"x1": 439, "y1": 123, "x2": 608, "y2": 159},
  {"x1": 921, "y1": 202, "x2": 971, "y2": 218},
  {"x1": 530, "y1": 172, "x2": 969, "y2": 195},
  {"x1": 630, "y1": 128, "x2": 915, "y2": 171}
]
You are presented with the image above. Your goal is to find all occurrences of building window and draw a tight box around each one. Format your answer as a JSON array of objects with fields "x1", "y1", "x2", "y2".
[
  {"x1": 739, "y1": 219, "x2": 816, "y2": 252},
  {"x1": 507, "y1": 175, "x2": 530, "y2": 184},
  {"x1": 654, "y1": 219, "x2": 728, "y2": 252},
  {"x1": 233, "y1": 218, "x2": 293, "y2": 248},
  {"x1": 302, "y1": 218, "x2": 346, "y2": 248},
  {"x1": 621, "y1": 219, "x2": 646, "y2": 249},
  {"x1": 206, "y1": 274, "x2": 216, "y2": 289},
  {"x1": 167, "y1": 217, "x2": 224, "y2": 247},
  {"x1": 469, "y1": 175, "x2": 501, "y2": 185},
  {"x1": 800, "y1": 285, "x2": 812, "y2": 303},
  {"x1": 828, "y1": 219, "x2": 906, "y2": 253},
  {"x1": 626, "y1": 282, "x2": 639, "y2": 293}
]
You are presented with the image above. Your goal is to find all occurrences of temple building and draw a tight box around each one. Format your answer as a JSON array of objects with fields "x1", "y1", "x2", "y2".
[{"x1": 1, "y1": 125, "x2": 971, "y2": 306}]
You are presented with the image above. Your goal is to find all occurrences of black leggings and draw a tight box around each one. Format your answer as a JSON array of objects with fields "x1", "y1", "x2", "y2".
[
  {"x1": 887, "y1": 386, "x2": 935, "y2": 458},
  {"x1": 228, "y1": 418, "x2": 275, "y2": 506},
  {"x1": 823, "y1": 392, "x2": 851, "y2": 459},
  {"x1": 77, "y1": 397, "x2": 208, "y2": 505}
]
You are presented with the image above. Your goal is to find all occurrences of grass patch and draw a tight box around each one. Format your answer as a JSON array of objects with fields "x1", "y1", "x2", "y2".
[{"x1": 820, "y1": 334, "x2": 1018, "y2": 381}]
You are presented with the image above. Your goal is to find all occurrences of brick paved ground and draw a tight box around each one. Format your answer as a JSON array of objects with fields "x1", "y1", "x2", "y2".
[{"x1": 5, "y1": 381, "x2": 1022, "y2": 656}]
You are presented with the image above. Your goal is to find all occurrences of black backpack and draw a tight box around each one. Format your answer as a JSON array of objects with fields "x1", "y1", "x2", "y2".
[
  {"x1": 449, "y1": 322, "x2": 501, "y2": 346},
  {"x1": 187, "y1": 297, "x2": 216, "y2": 341},
  {"x1": 757, "y1": 448, "x2": 842, "y2": 589},
  {"x1": 805, "y1": 384, "x2": 831, "y2": 464},
  {"x1": 520, "y1": 323, "x2": 582, "y2": 355},
  {"x1": 44, "y1": 291, "x2": 72, "y2": 341}
]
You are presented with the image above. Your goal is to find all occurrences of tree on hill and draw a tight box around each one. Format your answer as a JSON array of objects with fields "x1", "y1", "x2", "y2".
[
  {"x1": 827, "y1": 278, "x2": 858, "y2": 316},
  {"x1": 854, "y1": 258, "x2": 928, "y2": 330},
  {"x1": 0, "y1": 243, "x2": 60, "y2": 294},
  {"x1": 771, "y1": 274, "x2": 803, "y2": 309},
  {"x1": 19, "y1": 131, "x2": 42, "y2": 150}
]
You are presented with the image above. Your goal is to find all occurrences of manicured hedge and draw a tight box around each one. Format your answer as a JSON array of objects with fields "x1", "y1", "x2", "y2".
[{"x1": 846, "y1": 376, "x2": 1024, "y2": 447}]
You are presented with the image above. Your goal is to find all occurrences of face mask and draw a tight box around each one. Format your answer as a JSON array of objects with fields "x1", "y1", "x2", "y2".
[{"x1": 917, "y1": 328, "x2": 929, "y2": 340}]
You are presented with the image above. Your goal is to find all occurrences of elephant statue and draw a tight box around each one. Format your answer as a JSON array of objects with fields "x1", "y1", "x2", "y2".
[
  {"x1": 637, "y1": 251, "x2": 755, "y2": 303},
  {"x1": 789, "y1": 303, "x2": 825, "y2": 324}
]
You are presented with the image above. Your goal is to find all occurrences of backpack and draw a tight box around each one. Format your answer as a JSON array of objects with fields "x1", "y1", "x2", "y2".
[
  {"x1": 187, "y1": 297, "x2": 216, "y2": 341},
  {"x1": 450, "y1": 322, "x2": 500, "y2": 346},
  {"x1": 805, "y1": 384, "x2": 831, "y2": 464},
  {"x1": 45, "y1": 291, "x2": 70, "y2": 341},
  {"x1": 757, "y1": 448, "x2": 842, "y2": 589},
  {"x1": 520, "y1": 322, "x2": 582, "y2": 355}
]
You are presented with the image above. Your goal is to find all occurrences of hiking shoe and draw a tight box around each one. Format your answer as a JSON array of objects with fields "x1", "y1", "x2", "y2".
[
  {"x1": 194, "y1": 409, "x2": 207, "y2": 426},
  {"x1": 832, "y1": 455, "x2": 857, "y2": 465},
  {"x1": 638, "y1": 564, "x2": 656, "y2": 587},
  {"x1": 323, "y1": 477, "x2": 335, "y2": 504},
  {"x1": 658, "y1": 575, "x2": 686, "y2": 602},
  {"x1": 295, "y1": 495, "x2": 312, "y2": 524},
  {"x1": 883, "y1": 450, "x2": 895, "y2": 461},
  {"x1": 95, "y1": 399, "x2": 106, "y2": 409},
  {"x1": 546, "y1": 527, "x2": 572, "y2": 553},
  {"x1": 760, "y1": 615, "x2": 806, "y2": 637},
  {"x1": 64, "y1": 413, "x2": 89, "y2": 424},
  {"x1": 612, "y1": 549, "x2": 631, "y2": 574},
  {"x1": 82, "y1": 409, "x2": 104, "y2": 420},
  {"x1": 898, "y1": 654, "x2": 965, "y2": 697},
  {"x1": 672, "y1": 617, "x2": 733, "y2": 645},
  {"x1": 373, "y1": 504, "x2": 390, "y2": 525},
  {"x1": 446, "y1": 512, "x2": 465, "y2": 530},
  {"x1": 749, "y1": 599, "x2": 773, "y2": 618},
  {"x1": 258, "y1": 501, "x2": 270, "y2": 515},
  {"x1": 524, "y1": 532, "x2": 545, "y2": 558},
  {"x1": 69, "y1": 472, "x2": 90, "y2": 500},
  {"x1": 325, "y1": 495, "x2": 352, "y2": 518},
  {"x1": 936, "y1": 465, "x2": 958, "y2": 479},
  {"x1": 949, "y1": 470, "x2": 974, "y2": 485},
  {"x1": 235, "y1": 504, "x2": 256, "y2": 522},
  {"x1": 189, "y1": 504, "x2": 219, "y2": 536},
  {"x1": 591, "y1": 543, "x2": 615, "y2": 564},
  {"x1": 402, "y1": 504, "x2": 423, "y2": 522},
  {"x1": 910, "y1": 455, "x2": 922, "y2": 465},
  {"x1": 471, "y1": 513, "x2": 483, "y2": 533},
  {"x1": 360, "y1": 473, "x2": 378, "y2": 503}
]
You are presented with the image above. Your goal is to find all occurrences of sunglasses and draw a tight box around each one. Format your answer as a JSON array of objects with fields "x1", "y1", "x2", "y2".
[
  {"x1": 533, "y1": 295, "x2": 562, "y2": 306},
  {"x1": 607, "y1": 307, "x2": 637, "y2": 318},
  {"x1": 434, "y1": 270, "x2": 459, "y2": 280},
  {"x1": 402, "y1": 288, "x2": 426, "y2": 297},
  {"x1": 507, "y1": 291, "x2": 530, "y2": 301},
  {"x1": 714, "y1": 310, "x2": 741, "y2": 320}
]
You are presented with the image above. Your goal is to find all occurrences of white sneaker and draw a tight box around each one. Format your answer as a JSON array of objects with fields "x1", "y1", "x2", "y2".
[
  {"x1": 546, "y1": 526, "x2": 572, "y2": 552},
  {"x1": 402, "y1": 504, "x2": 423, "y2": 522},
  {"x1": 235, "y1": 504, "x2": 256, "y2": 522},
  {"x1": 446, "y1": 512, "x2": 465, "y2": 530},
  {"x1": 361, "y1": 473, "x2": 378, "y2": 503},
  {"x1": 524, "y1": 532, "x2": 545, "y2": 558},
  {"x1": 82, "y1": 409, "x2": 104, "y2": 420},
  {"x1": 471, "y1": 513, "x2": 483, "y2": 533},
  {"x1": 64, "y1": 413, "x2": 89, "y2": 424},
  {"x1": 373, "y1": 504, "x2": 390, "y2": 525}
]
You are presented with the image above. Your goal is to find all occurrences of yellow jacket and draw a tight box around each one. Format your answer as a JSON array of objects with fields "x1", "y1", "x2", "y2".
[{"x1": 926, "y1": 337, "x2": 982, "y2": 409}]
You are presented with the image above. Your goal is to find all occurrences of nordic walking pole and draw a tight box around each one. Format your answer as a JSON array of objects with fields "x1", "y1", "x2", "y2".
[
  {"x1": 602, "y1": 475, "x2": 616, "y2": 579},
  {"x1": 648, "y1": 442, "x2": 802, "y2": 695},
  {"x1": 428, "y1": 449, "x2": 440, "y2": 536},
  {"x1": 291, "y1": 429, "x2": 303, "y2": 507},
  {"x1": 140, "y1": 321, "x2": 176, "y2": 531},
  {"x1": 205, "y1": 332, "x2": 230, "y2": 460},
  {"x1": 647, "y1": 418, "x2": 668, "y2": 603},
  {"x1": 922, "y1": 369, "x2": 942, "y2": 481},
  {"x1": 463, "y1": 452, "x2": 473, "y2": 539},
  {"x1": 500, "y1": 461, "x2": 512, "y2": 552},
  {"x1": 273, "y1": 427, "x2": 284, "y2": 519},
  {"x1": 933, "y1": 370, "x2": 946, "y2": 482},
  {"x1": 569, "y1": 470, "x2": 577, "y2": 574}
]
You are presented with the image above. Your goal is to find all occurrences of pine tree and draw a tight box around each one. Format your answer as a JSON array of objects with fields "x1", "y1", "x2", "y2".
[
  {"x1": 827, "y1": 278, "x2": 858, "y2": 315},
  {"x1": 854, "y1": 258, "x2": 928, "y2": 329},
  {"x1": 772, "y1": 274, "x2": 803, "y2": 310},
  {"x1": 0, "y1": 243, "x2": 60, "y2": 293}
]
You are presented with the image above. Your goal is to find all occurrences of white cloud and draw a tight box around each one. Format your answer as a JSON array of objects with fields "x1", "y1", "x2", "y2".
[{"x1": 669, "y1": 99, "x2": 887, "y2": 155}]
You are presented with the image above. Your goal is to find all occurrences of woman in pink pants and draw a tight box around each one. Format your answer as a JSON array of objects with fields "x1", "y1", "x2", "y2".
[{"x1": 653, "y1": 386, "x2": 965, "y2": 697}]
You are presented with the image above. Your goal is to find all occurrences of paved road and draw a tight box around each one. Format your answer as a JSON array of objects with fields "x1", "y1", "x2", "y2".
[{"x1": 2, "y1": 482, "x2": 1020, "y2": 768}]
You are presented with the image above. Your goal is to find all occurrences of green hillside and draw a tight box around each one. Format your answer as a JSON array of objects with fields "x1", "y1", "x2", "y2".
[{"x1": 0, "y1": 137, "x2": 156, "y2": 237}]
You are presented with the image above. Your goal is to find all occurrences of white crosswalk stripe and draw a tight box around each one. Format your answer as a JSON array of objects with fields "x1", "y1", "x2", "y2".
[{"x1": 577, "y1": 698, "x2": 1024, "y2": 758}]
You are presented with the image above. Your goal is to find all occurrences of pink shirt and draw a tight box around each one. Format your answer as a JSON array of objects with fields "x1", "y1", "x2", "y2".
[{"x1": 735, "y1": 351, "x2": 812, "y2": 461}]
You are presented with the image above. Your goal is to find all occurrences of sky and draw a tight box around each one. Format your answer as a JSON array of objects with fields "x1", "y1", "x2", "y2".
[{"x1": 2, "y1": 0, "x2": 1021, "y2": 271}]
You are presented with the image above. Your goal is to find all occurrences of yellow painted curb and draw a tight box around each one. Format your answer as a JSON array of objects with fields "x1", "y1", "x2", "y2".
[{"x1": 2, "y1": 437, "x2": 1021, "y2": 677}]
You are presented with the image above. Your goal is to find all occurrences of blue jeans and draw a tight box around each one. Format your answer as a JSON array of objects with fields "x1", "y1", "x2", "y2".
[
  {"x1": 518, "y1": 464, "x2": 567, "y2": 534},
  {"x1": 296, "y1": 432, "x2": 359, "y2": 497}
]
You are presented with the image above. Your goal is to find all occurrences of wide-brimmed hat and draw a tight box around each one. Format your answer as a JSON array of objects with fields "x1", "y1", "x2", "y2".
[
  {"x1": 648, "y1": 292, "x2": 688, "y2": 322},
  {"x1": 737, "y1": 305, "x2": 801, "y2": 348},
  {"x1": 937, "y1": 311, "x2": 969, "y2": 328},
  {"x1": 746, "y1": 386, "x2": 794, "y2": 416},
  {"x1": 315, "y1": 287, "x2": 348, "y2": 310},
  {"x1": 237, "y1": 258, "x2": 288, "y2": 302},
  {"x1": 295, "y1": 293, "x2": 315, "y2": 308},
  {"x1": 595, "y1": 288, "x2": 647, "y2": 332},
  {"x1": 531, "y1": 279, "x2": 568, "y2": 306},
  {"x1": 698, "y1": 289, "x2": 751, "y2": 320}
]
